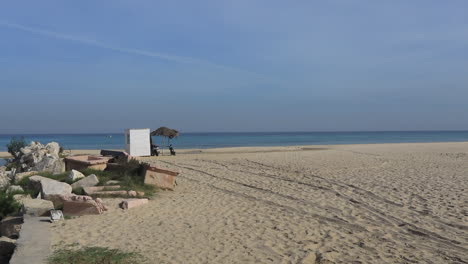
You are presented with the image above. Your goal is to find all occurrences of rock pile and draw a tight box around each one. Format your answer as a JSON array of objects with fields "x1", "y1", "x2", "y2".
[{"x1": 17, "y1": 141, "x2": 65, "y2": 174}]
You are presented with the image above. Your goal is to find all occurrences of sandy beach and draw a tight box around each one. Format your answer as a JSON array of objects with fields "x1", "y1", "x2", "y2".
[{"x1": 45, "y1": 142, "x2": 468, "y2": 263}]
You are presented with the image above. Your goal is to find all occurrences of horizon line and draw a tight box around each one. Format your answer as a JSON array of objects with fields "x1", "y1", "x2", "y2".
[{"x1": 1, "y1": 129, "x2": 468, "y2": 135}]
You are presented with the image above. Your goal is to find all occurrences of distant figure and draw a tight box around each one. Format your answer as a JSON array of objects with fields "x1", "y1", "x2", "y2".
[
  {"x1": 151, "y1": 144, "x2": 160, "y2": 156},
  {"x1": 150, "y1": 137, "x2": 160, "y2": 156},
  {"x1": 169, "y1": 144, "x2": 176, "y2": 156}
]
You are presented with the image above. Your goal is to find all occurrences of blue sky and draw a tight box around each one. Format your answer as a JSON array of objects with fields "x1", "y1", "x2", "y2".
[{"x1": 1, "y1": 1, "x2": 467, "y2": 133}]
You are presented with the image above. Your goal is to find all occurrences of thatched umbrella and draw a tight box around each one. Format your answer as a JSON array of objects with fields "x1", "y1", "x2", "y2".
[{"x1": 151, "y1": 127, "x2": 179, "y2": 139}]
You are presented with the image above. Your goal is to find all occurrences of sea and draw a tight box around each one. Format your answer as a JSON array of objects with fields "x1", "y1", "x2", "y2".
[{"x1": 1, "y1": 131, "x2": 468, "y2": 152}]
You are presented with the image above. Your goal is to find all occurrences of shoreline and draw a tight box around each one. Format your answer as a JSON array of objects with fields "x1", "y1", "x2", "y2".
[{"x1": 2, "y1": 141, "x2": 468, "y2": 158}]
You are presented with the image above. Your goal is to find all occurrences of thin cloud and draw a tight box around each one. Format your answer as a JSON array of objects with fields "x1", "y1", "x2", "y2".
[{"x1": 0, "y1": 21, "x2": 252, "y2": 74}]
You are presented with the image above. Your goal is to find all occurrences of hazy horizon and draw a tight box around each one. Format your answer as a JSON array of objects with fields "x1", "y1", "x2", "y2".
[
  {"x1": 1, "y1": 129, "x2": 468, "y2": 136},
  {"x1": 1, "y1": 1, "x2": 468, "y2": 133}
]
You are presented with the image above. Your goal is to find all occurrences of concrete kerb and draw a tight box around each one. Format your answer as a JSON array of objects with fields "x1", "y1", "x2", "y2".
[{"x1": 9, "y1": 215, "x2": 51, "y2": 264}]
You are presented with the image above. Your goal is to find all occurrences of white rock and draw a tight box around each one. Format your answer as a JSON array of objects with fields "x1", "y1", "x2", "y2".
[
  {"x1": 67, "y1": 170, "x2": 85, "y2": 182},
  {"x1": 45, "y1": 142, "x2": 61, "y2": 157},
  {"x1": 50, "y1": 210, "x2": 64, "y2": 222}
]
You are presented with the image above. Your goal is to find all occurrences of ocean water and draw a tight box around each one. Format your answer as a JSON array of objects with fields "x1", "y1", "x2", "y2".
[{"x1": 1, "y1": 131, "x2": 468, "y2": 152}]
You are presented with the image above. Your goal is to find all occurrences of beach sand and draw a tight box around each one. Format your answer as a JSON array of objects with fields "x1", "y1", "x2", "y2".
[{"x1": 47, "y1": 142, "x2": 468, "y2": 263}]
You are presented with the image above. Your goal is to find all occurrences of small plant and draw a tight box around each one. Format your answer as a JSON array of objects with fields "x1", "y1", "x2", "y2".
[
  {"x1": 0, "y1": 188, "x2": 22, "y2": 221},
  {"x1": 6, "y1": 137, "x2": 26, "y2": 160},
  {"x1": 48, "y1": 246, "x2": 145, "y2": 264}
]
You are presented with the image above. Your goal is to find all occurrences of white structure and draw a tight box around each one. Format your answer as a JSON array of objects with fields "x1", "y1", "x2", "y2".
[{"x1": 124, "y1": 128, "x2": 151, "y2": 156}]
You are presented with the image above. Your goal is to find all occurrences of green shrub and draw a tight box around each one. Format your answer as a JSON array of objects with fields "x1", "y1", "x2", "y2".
[
  {"x1": 0, "y1": 188, "x2": 22, "y2": 220},
  {"x1": 48, "y1": 246, "x2": 145, "y2": 264},
  {"x1": 6, "y1": 137, "x2": 26, "y2": 160}
]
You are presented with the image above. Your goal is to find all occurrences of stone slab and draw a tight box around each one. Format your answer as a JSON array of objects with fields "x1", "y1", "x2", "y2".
[
  {"x1": 120, "y1": 198, "x2": 148, "y2": 209},
  {"x1": 144, "y1": 166, "x2": 178, "y2": 190}
]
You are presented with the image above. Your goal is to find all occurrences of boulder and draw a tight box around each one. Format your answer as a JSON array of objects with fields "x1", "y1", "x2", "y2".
[
  {"x1": 0, "y1": 216, "x2": 23, "y2": 239},
  {"x1": 32, "y1": 155, "x2": 65, "y2": 175},
  {"x1": 120, "y1": 199, "x2": 148, "y2": 209},
  {"x1": 67, "y1": 170, "x2": 85, "y2": 182},
  {"x1": 7, "y1": 185, "x2": 24, "y2": 193},
  {"x1": 21, "y1": 198, "x2": 54, "y2": 216},
  {"x1": 71, "y1": 174, "x2": 99, "y2": 189},
  {"x1": 62, "y1": 195, "x2": 108, "y2": 216},
  {"x1": 28, "y1": 176, "x2": 72, "y2": 200},
  {"x1": 0, "y1": 236, "x2": 16, "y2": 259}
]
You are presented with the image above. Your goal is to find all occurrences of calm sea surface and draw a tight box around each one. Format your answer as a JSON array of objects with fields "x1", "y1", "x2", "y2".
[{"x1": 1, "y1": 131, "x2": 468, "y2": 152}]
